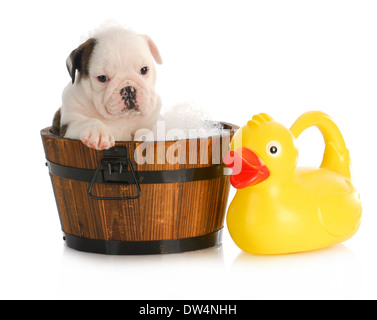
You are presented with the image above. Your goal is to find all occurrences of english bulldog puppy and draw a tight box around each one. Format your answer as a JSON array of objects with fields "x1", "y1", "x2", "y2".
[{"x1": 52, "y1": 25, "x2": 163, "y2": 149}]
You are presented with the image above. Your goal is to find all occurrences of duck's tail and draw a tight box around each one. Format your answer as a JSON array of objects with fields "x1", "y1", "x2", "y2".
[{"x1": 290, "y1": 111, "x2": 351, "y2": 180}]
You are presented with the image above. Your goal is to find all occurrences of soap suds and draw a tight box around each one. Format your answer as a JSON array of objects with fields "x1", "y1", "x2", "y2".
[{"x1": 134, "y1": 101, "x2": 229, "y2": 141}]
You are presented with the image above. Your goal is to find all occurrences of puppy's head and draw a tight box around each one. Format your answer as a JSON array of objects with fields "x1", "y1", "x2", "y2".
[{"x1": 67, "y1": 27, "x2": 162, "y2": 120}]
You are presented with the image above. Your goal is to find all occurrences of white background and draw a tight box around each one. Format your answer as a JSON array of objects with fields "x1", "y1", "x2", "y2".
[{"x1": 0, "y1": 0, "x2": 376, "y2": 300}]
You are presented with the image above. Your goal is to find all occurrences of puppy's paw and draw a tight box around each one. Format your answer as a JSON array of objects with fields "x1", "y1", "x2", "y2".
[{"x1": 80, "y1": 122, "x2": 115, "y2": 150}]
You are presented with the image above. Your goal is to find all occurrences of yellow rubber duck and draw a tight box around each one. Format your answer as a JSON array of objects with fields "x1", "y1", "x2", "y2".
[{"x1": 224, "y1": 111, "x2": 362, "y2": 255}]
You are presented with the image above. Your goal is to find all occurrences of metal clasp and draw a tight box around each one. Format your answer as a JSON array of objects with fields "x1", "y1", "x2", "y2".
[{"x1": 87, "y1": 146, "x2": 142, "y2": 201}]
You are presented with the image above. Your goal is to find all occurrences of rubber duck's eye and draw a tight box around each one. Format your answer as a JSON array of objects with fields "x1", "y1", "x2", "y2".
[
  {"x1": 140, "y1": 66, "x2": 149, "y2": 75},
  {"x1": 97, "y1": 75, "x2": 108, "y2": 83},
  {"x1": 267, "y1": 141, "x2": 281, "y2": 157}
]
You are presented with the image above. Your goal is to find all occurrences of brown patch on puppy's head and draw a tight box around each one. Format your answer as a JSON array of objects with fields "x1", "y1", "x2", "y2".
[{"x1": 66, "y1": 38, "x2": 97, "y2": 84}]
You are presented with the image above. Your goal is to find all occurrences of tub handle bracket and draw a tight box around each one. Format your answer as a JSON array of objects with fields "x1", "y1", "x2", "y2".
[{"x1": 87, "y1": 147, "x2": 142, "y2": 201}]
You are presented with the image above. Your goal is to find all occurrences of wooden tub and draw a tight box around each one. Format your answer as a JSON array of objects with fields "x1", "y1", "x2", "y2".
[{"x1": 41, "y1": 122, "x2": 238, "y2": 255}]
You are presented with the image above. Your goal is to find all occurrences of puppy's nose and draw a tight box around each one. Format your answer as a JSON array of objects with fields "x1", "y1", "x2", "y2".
[
  {"x1": 120, "y1": 86, "x2": 138, "y2": 110},
  {"x1": 120, "y1": 86, "x2": 137, "y2": 100},
  {"x1": 125, "y1": 86, "x2": 135, "y2": 94}
]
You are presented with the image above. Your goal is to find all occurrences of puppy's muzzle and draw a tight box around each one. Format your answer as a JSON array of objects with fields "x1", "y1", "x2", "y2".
[{"x1": 120, "y1": 86, "x2": 139, "y2": 111}]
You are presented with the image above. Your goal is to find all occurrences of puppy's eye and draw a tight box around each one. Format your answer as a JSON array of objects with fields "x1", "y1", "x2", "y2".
[
  {"x1": 140, "y1": 67, "x2": 149, "y2": 75},
  {"x1": 97, "y1": 75, "x2": 108, "y2": 83}
]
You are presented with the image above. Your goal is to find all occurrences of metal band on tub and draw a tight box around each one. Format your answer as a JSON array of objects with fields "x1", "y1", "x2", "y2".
[{"x1": 45, "y1": 146, "x2": 226, "y2": 200}]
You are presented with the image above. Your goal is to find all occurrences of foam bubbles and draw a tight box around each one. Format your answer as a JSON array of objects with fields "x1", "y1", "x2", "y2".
[{"x1": 134, "y1": 101, "x2": 230, "y2": 141}]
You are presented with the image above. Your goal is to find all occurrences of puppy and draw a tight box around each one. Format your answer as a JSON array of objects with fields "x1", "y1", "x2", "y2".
[{"x1": 52, "y1": 25, "x2": 163, "y2": 149}]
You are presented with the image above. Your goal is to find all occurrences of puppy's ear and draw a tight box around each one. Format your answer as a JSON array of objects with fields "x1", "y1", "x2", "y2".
[
  {"x1": 66, "y1": 38, "x2": 97, "y2": 84},
  {"x1": 143, "y1": 35, "x2": 163, "y2": 65}
]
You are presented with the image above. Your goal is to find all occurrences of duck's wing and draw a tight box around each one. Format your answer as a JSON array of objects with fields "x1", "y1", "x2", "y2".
[{"x1": 318, "y1": 180, "x2": 362, "y2": 238}]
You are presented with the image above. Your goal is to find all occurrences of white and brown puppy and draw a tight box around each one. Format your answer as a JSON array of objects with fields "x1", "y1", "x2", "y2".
[{"x1": 52, "y1": 26, "x2": 163, "y2": 149}]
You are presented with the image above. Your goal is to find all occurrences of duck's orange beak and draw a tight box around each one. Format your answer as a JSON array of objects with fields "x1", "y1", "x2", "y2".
[{"x1": 224, "y1": 148, "x2": 270, "y2": 189}]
